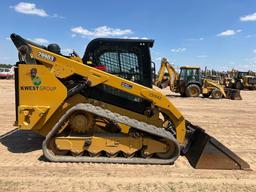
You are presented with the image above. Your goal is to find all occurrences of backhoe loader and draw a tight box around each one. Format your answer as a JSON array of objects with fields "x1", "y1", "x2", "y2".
[
  {"x1": 11, "y1": 33, "x2": 249, "y2": 170},
  {"x1": 155, "y1": 58, "x2": 241, "y2": 100}
]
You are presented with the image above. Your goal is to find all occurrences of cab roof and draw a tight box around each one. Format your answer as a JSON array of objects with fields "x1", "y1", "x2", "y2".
[{"x1": 86, "y1": 38, "x2": 154, "y2": 51}]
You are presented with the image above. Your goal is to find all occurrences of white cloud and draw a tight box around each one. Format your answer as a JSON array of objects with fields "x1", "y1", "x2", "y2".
[
  {"x1": 170, "y1": 48, "x2": 187, "y2": 53},
  {"x1": 217, "y1": 29, "x2": 242, "y2": 37},
  {"x1": 197, "y1": 55, "x2": 208, "y2": 58},
  {"x1": 122, "y1": 36, "x2": 148, "y2": 39},
  {"x1": 71, "y1": 26, "x2": 132, "y2": 38},
  {"x1": 10, "y1": 2, "x2": 64, "y2": 19},
  {"x1": 229, "y1": 61, "x2": 236, "y2": 65},
  {"x1": 253, "y1": 49, "x2": 256, "y2": 54},
  {"x1": 10, "y1": 2, "x2": 48, "y2": 17},
  {"x1": 240, "y1": 12, "x2": 256, "y2": 22},
  {"x1": 237, "y1": 57, "x2": 256, "y2": 71},
  {"x1": 186, "y1": 37, "x2": 204, "y2": 41},
  {"x1": 244, "y1": 57, "x2": 256, "y2": 62},
  {"x1": 61, "y1": 48, "x2": 73, "y2": 55},
  {"x1": 52, "y1": 13, "x2": 65, "y2": 19},
  {"x1": 155, "y1": 57, "x2": 162, "y2": 61},
  {"x1": 33, "y1": 38, "x2": 49, "y2": 44},
  {"x1": 5, "y1": 37, "x2": 11, "y2": 41}
]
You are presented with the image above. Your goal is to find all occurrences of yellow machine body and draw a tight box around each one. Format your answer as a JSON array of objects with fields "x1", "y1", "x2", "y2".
[
  {"x1": 17, "y1": 50, "x2": 185, "y2": 143},
  {"x1": 11, "y1": 33, "x2": 249, "y2": 170},
  {"x1": 18, "y1": 65, "x2": 67, "y2": 131}
]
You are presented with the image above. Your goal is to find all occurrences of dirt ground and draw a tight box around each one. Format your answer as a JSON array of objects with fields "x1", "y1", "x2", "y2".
[{"x1": 0, "y1": 80, "x2": 256, "y2": 192}]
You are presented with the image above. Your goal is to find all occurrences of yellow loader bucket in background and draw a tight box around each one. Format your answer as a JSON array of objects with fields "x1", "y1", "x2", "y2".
[
  {"x1": 184, "y1": 123, "x2": 251, "y2": 170},
  {"x1": 156, "y1": 79, "x2": 169, "y2": 89},
  {"x1": 224, "y1": 88, "x2": 242, "y2": 100}
]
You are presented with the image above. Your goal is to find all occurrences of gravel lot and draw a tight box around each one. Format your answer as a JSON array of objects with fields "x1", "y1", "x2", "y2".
[{"x1": 0, "y1": 80, "x2": 256, "y2": 192}]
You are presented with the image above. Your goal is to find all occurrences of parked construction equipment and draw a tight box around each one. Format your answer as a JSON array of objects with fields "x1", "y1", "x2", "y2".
[
  {"x1": 0, "y1": 67, "x2": 14, "y2": 79},
  {"x1": 155, "y1": 58, "x2": 241, "y2": 100},
  {"x1": 11, "y1": 33, "x2": 249, "y2": 170},
  {"x1": 225, "y1": 70, "x2": 256, "y2": 90}
]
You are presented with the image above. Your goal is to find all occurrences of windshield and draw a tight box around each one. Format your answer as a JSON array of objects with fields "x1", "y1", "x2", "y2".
[
  {"x1": 180, "y1": 68, "x2": 200, "y2": 81},
  {"x1": 237, "y1": 72, "x2": 248, "y2": 78}
]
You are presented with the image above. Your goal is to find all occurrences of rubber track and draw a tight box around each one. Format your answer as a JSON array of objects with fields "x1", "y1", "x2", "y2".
[{"x1": 42, "y1": 103, "x2": 181, "y2": 164}]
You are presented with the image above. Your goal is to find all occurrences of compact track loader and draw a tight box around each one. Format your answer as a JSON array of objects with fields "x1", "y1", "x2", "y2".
[
  {"x1": 11, "y1": 33, "x2": 249, "y2": 170},
  {"x1": 155, "y1": 58, "x2": 241, "y2": 100}
]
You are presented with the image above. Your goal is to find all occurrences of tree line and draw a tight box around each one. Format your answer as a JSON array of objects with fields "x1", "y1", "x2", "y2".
[{"x1": 0, "y1": 64, "x2": 13, "y2": 68}]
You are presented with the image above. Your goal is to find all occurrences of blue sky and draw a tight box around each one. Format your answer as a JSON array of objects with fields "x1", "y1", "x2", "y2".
[{"x1": 0, "y1": 0, "x2": 256, "y2": 71}]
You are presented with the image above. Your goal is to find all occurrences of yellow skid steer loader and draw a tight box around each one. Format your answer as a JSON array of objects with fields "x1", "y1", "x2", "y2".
[{"x1": 11, "y1": 33, "x2": 249, "y2": 170}]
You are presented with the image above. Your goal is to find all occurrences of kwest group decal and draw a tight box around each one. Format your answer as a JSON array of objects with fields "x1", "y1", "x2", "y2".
[
  {"x1": 20, "y1": 86, "x2": 56, "y2": 91},
  {"x1": 20, "y1": 68, "x2": 56, "y2": 92}
]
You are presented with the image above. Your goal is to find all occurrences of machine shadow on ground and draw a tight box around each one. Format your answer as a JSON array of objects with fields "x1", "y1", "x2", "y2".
[{"x1": 0, "y1": 129, "x2": 44, "y2": 153}]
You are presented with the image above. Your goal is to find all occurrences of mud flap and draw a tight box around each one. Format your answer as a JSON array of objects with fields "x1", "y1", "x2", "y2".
[
  {"x1": 184, "y1": 128, "x2": 251, "y2": 170},
  {"x1": 224, "y1": 88, "x2": 242, "y2": 100}
]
